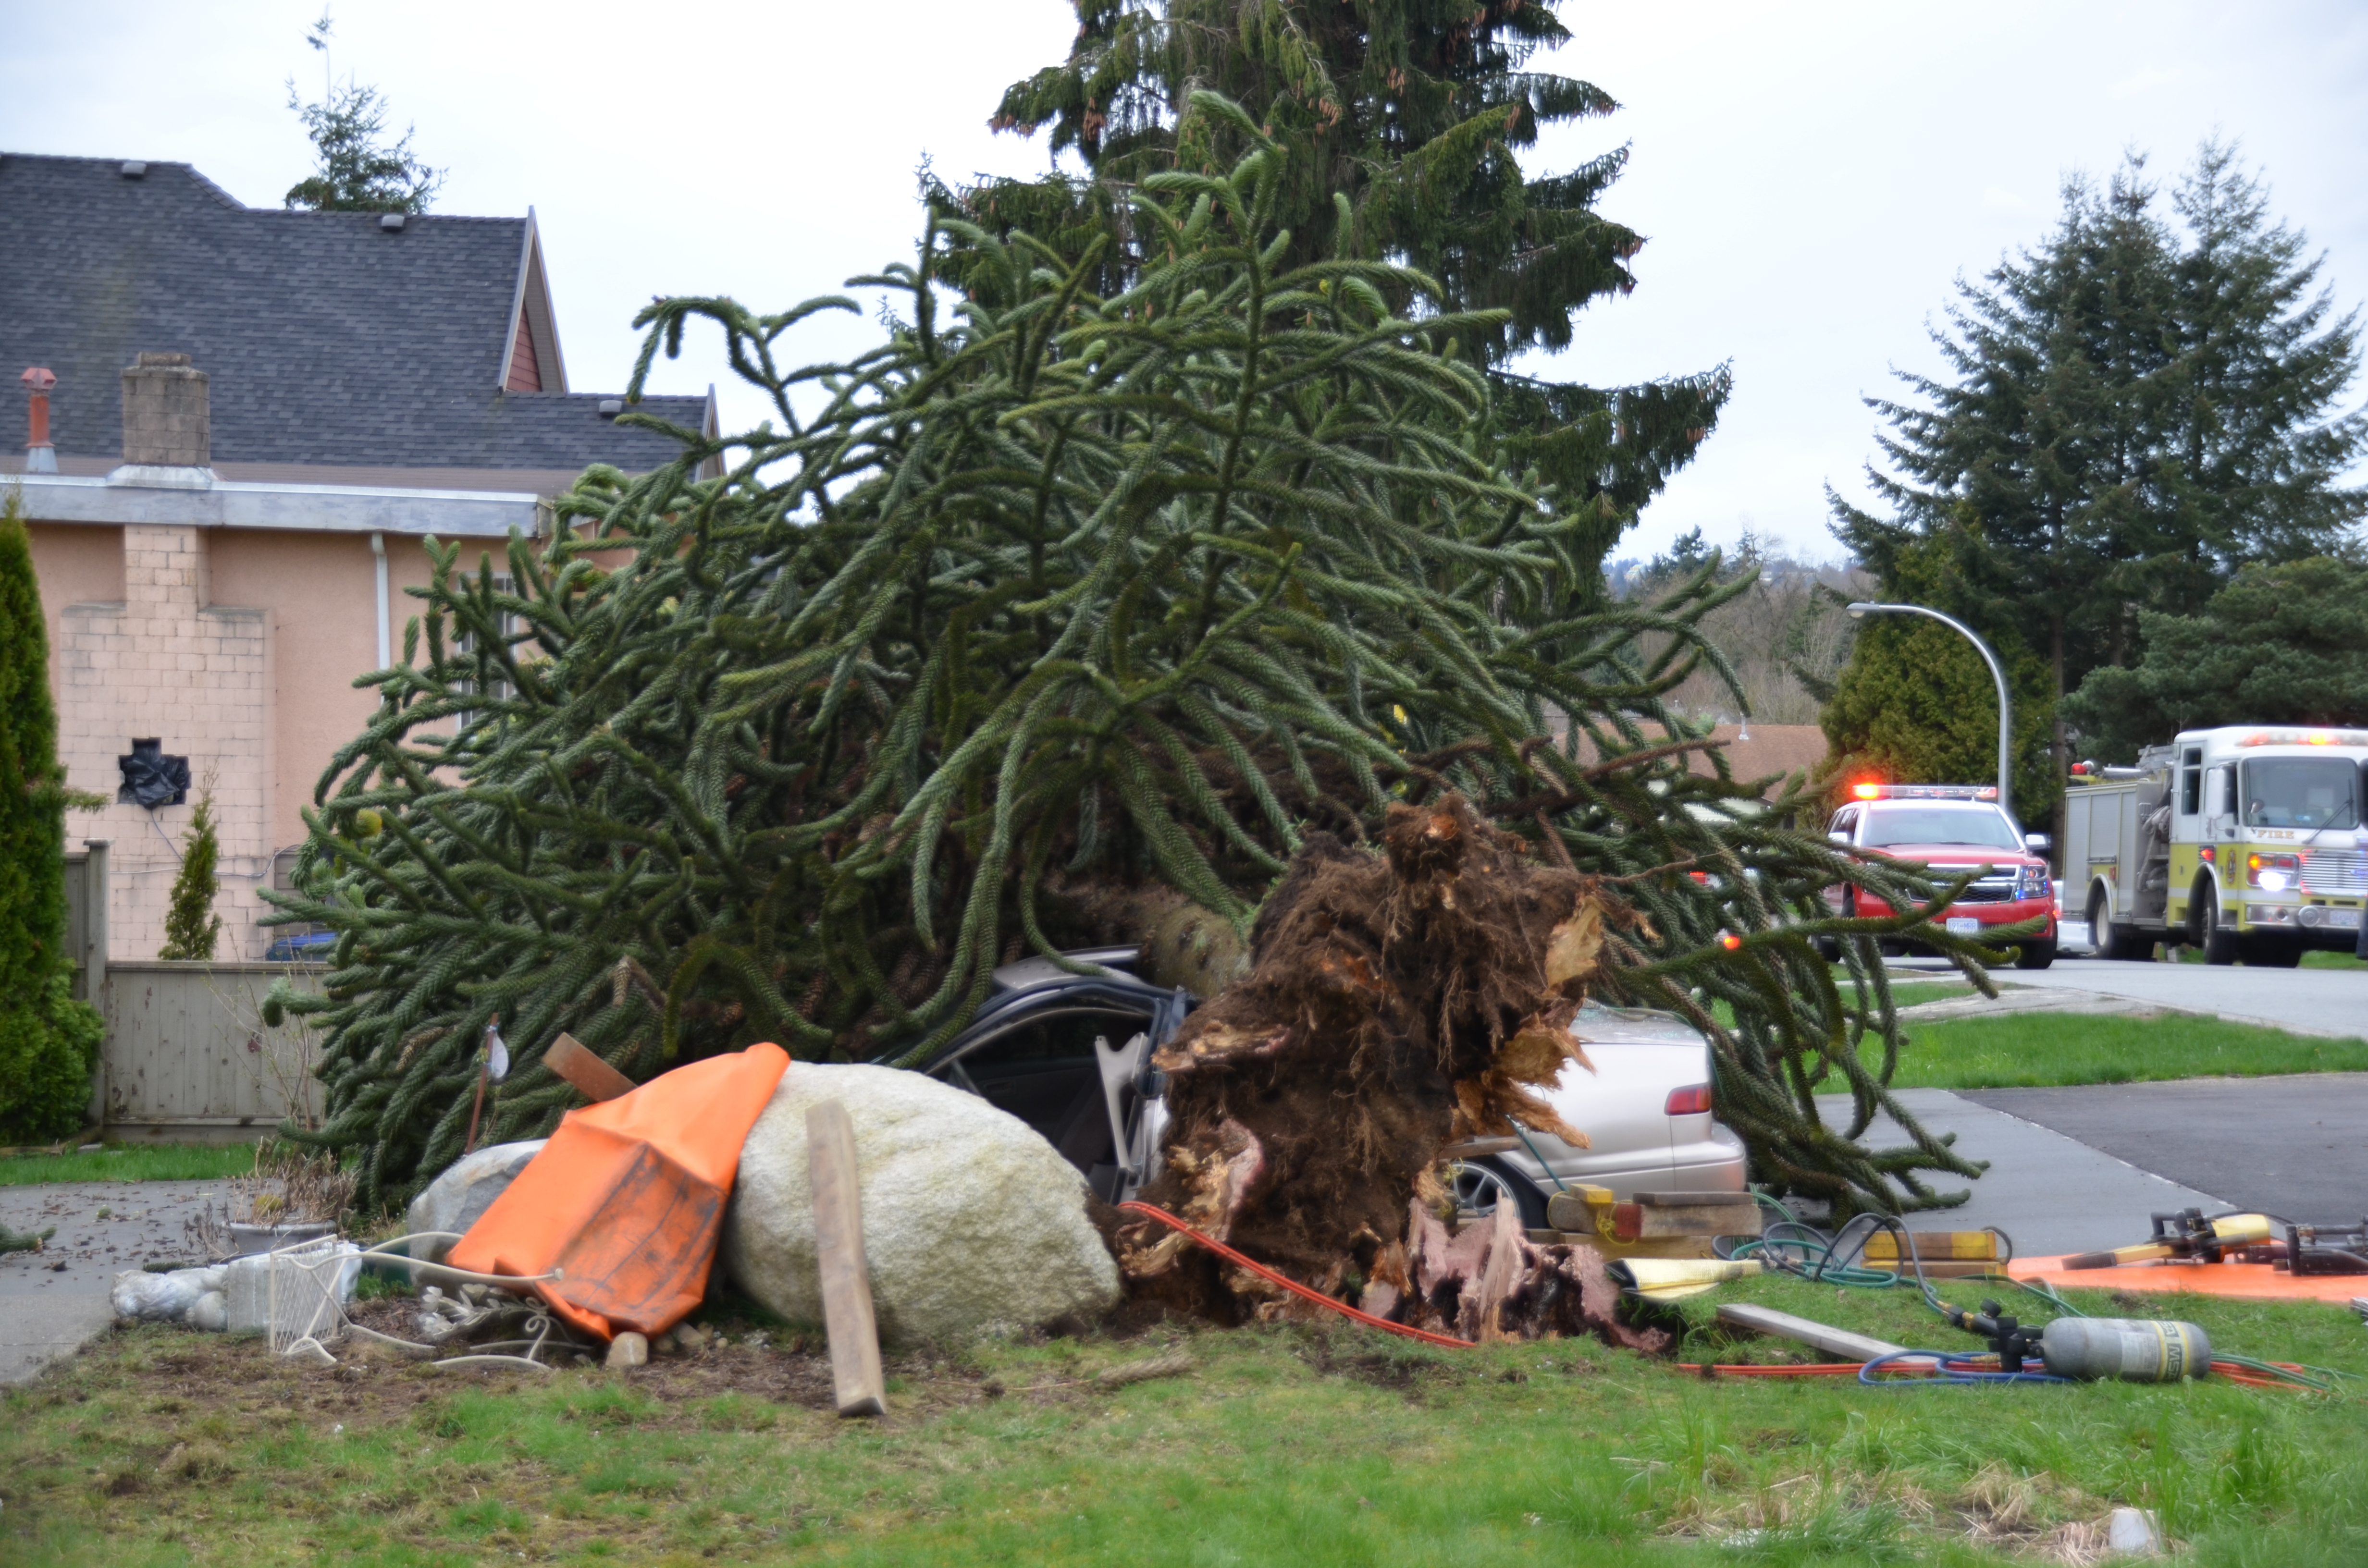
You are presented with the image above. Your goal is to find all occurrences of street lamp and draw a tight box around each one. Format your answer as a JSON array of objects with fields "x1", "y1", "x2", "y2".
[{"x1": 1845, "y1": 601, "x2": 2014, "y2": 821}]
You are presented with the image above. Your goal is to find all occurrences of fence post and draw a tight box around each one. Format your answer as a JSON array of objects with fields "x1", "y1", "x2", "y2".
[{"x1": 82, "y1": 840, "x2": 111, "y2": 1132}]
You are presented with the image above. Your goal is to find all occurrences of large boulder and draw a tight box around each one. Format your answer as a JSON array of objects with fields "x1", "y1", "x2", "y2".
[
  {"x1": 404, "y1": 1139, "x2": 547, "y2": 1260},
  {"x1": 723, "y1": 1064, "x2": 1120, "y2": 1345}
]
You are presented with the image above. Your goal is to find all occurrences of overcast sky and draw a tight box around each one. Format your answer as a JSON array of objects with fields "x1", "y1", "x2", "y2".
[{"x1": 8, "y1": 2, "x2": 2364, "y2": 565}]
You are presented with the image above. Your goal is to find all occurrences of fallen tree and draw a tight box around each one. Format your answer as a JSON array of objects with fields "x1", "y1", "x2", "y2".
[{"x1": 267, "y1": 97, "x2": 1999, "y2": 1216}]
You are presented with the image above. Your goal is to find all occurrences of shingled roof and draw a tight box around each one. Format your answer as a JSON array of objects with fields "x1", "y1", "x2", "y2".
[{"x1": 0, "y1": 153, "x2": 712, "y2": 473}]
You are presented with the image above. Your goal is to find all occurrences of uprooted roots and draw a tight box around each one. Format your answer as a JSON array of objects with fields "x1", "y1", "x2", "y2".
[{"x1": 1113, "y1": 793, "x2": 1669, "y2": 1353}]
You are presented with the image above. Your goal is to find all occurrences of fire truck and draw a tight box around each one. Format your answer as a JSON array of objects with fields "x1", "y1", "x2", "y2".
[{"x1": 2064, "y1": 725, "x2": 2368, "y2": 965}]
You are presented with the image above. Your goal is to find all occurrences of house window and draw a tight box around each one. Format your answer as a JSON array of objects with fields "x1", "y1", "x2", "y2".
[{"x1": 454, "y1": 574, "x2": 518, "y2": 737}]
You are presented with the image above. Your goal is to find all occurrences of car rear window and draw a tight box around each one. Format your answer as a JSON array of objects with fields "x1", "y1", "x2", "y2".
[{"x1": 1861, "y1": 805, "x2": 2021, "y2": 850}]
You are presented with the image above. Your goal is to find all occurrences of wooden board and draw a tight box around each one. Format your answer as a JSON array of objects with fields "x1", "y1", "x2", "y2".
[
  {"x1": 1716, "y1": 1302, "x2": 1905, "y2": 1364},
  {"x1": 545, "y1": 1032, "x2": 638, "y2": 1102},
  {"x1": 807, "y1": 1099, "x2": 887, "y2": 1417}
]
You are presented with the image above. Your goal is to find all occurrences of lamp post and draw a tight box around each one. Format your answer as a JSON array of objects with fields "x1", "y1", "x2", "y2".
[{"x1": 1845, "y1": 601, "x2": 2014, "y2": 822}]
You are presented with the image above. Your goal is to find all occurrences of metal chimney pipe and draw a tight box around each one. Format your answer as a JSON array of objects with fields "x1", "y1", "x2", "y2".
[{"x1": 20, "y1": 366, "x2": 57, "y2": 473}]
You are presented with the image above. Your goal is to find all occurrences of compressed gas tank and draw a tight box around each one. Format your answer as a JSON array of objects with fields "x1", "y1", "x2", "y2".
[{"x1": 2038, "y1": 1317, "x2": 2211, "y2": 1382}]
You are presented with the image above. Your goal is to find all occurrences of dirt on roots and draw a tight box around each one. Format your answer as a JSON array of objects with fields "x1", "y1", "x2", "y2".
[{"x1": 1114, "y1": 794, "x2": 1670, "y2": 1352}]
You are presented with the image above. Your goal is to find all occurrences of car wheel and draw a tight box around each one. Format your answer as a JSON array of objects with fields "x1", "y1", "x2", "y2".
[
  {"x1": 2192, "y1": 882, "x2": 2241, "y2": 966},
  {"x1": 1813, "y1": 935, "x2": 1841, "y2": 963},
  {"x1": 1444, "y1": 1156, "x2": 1549, "y2": 1229},
  {"x1": 2014, "y1": 940, "x2": 2057, "y2": 970}
]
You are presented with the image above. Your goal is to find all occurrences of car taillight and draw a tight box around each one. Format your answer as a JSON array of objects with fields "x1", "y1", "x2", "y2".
[{"x1": 1665, "y1": 1084, "x2": 1713, "y2": 1116}]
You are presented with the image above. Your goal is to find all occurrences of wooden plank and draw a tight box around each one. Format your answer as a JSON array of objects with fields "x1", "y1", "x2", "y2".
[
  {"x1": 806, "y1": 1099, "x2": 886, "y2": 1418},
  {"x1": 545, "y1": 1033, "x2": 637, "y2": 1102},
  {"x1": 1716, "y1": 1302, "x2": 1906, "y2": 1364}
]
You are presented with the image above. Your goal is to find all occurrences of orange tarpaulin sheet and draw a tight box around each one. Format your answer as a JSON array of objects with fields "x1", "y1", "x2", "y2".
[
  {"x1": 2012, "y1": 1255, "x2": 2368, "y2": 1305},
  {"x1": 450, "y1": 1043, "x2": 789, "y2": 1340}
]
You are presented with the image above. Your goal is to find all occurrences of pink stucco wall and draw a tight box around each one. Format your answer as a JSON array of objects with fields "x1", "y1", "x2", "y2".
[{"x1": 28, "y1": 520, "x2": 500, "y2": 960}]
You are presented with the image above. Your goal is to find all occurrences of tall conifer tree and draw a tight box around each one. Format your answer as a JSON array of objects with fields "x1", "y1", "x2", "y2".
[
  {"x1": 1831, "y1": 143, "x2": 2364, "y2": 784},
  {"x1": 0, "y1": 490, "x2": 105, "y2": 1139},
  {"x1": 964, "y1": 0, "x2": 1728, "y2": 586}
]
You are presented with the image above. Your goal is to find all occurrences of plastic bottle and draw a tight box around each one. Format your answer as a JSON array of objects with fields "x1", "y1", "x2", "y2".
[{"x1": 2038, "y1": 1317, "x2": 2211, "y2": 1382}]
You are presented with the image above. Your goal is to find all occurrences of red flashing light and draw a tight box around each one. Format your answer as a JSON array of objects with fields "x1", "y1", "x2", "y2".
[
  {"x1": 1665, "y1": 1084, "x2": 1714, "y2": 1117},
  {"x1": 1719, "y1": 932, "x2": 1743, "y2": 951},
  {"x1": 1851, "y1": 782, "x2": 1884, "y2": 800}
]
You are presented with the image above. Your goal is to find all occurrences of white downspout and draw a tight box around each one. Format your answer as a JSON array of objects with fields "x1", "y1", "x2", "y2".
[{"x1": 370, "y1": 532, "x2": 390, "y2": 668}]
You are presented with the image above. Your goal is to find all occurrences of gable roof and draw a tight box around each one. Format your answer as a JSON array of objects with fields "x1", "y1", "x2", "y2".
[{"x1": 0, "y1": 153, "x2": 713, "y2": 473}]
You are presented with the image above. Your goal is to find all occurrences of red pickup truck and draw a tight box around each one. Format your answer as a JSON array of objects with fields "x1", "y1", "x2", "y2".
[{"x1": 1822, "y1": 784, "x2": 2058, "y2": 969}]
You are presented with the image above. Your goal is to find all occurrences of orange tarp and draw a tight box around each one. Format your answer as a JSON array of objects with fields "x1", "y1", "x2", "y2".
[
  {"x1": 2012, "y1": 1254, "x2": 2368, "y2": 1305},
  {"x1": 450, "y1": 1043, "x2": 789, "y2": 1340}
]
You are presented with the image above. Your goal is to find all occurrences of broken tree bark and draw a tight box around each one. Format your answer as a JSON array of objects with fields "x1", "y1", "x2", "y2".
[{"x1": 1111, "y1": 793, "x2": 1668, "y2": 1350}]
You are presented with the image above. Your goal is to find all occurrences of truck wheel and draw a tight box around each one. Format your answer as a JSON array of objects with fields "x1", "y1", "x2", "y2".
[
  {"x1": 2015, "y1": 940, "x2": 2058, "y2": 970},
  {"x1": 2089, "y1": 890, "x2": 2148, "y2": 961},
  {"x1": 2192, "y1": 883, "x2": 2241, "y2": 966}
]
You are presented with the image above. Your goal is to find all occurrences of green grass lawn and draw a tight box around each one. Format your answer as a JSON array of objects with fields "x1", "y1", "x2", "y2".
[
  {"x1": 0, "y1": 1144, "x2": 260, "y2": 1188},
  {"x1": 2302, "y1": 950, "x2": 2365, "y2": 970},
  {"x1": 1889, "y1": 1011, "x2": 2368, "y2": 1090},
  {"x1": 4, "y1": 1271, "x2": 2364, "y2": 1567}
]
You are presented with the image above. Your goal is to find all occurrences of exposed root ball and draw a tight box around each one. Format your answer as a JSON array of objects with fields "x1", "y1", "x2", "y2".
[{"x1": 1114, "y1": 794, "x2": 1660, "y2": 1347}]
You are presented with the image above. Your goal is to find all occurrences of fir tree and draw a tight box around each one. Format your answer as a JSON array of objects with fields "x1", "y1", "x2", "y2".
[
  {"x1": 158, "y1": 790, "x2": 224, "y2": 962},
  {"x1": 283, "y1": 13, "x2": 443, "y2": 214},
  {"x1": 1833, "y1": 143, "x2": 2363, "y2": 776},
  {"x1": 0, "y1": 490, "x2": 105, "y2": 1140},
  {"x1": 266, "y1": 111, "x2": 1989, "y2": 1212},
  {"x1": 2064, "y1": 554, "x2": 2368, "y2": 761},
  {"x1": 967, "y1": 0, "x2": 1727, "y2": 585},
  {"x1": 1819, "y1": 530, "x2": 2060, "y2": 823}
]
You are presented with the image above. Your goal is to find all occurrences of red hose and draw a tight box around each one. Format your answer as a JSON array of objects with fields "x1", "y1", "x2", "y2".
[{"x1": 1118, "y1": 1200, "x2": 1478, "y2": 1349}]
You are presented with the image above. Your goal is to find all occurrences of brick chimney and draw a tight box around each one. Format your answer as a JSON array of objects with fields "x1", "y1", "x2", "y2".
[
  {"x1": 20, "y1": 366, "x2": 57, "y2": 473},
  {"x1": 121, "y1": 351, "x2": 210, "y2": 467}
]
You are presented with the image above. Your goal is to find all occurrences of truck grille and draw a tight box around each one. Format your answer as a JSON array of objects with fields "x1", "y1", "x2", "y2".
[
  {"x1": 2301, "y1": 850, "x2": 2367, "y2": 895},
  {"x1": 1928, "y1": 865, "x2": 2021, "y2": 904}
]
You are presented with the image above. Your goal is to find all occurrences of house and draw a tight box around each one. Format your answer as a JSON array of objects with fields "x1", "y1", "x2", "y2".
[{"x1": 2, "y1": 152, "x2": 719, "y2": 961}]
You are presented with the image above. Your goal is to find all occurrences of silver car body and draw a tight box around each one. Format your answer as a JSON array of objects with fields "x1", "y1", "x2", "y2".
[{"x1": 1487, "y1": 1004, "x2": 1746, "y2": 1199}]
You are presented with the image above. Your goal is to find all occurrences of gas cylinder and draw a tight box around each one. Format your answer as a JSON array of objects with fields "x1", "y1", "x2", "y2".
[{"x1": 2037, "y1": 1317, "x2": 2212, "y2": 1382}]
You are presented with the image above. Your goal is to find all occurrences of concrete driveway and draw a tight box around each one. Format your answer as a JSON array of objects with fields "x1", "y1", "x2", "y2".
[
  {"x1": 0, "y1": 1179, "x2": 233, "y2": 1385},
  {"x1": 1895, "y1": 953, "x2": 2368, "y2": 1041}
]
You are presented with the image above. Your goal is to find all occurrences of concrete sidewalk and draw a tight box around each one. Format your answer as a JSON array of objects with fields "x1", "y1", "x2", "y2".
[
  {"x1": 1815, "y1": 1087, "x2": 2226, "y2": 1257},
  {"x1": 0, "y1": 1179, "x2": 233, "y2": 1385},
  {"x1": 1961, "y1": 1073, "x2": 2368, "y2": 1224}
]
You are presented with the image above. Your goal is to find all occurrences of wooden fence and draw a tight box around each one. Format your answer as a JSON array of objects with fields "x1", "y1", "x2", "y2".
[{"x1": 63, "y1": 845, "x2": 330, "y2": 1144}]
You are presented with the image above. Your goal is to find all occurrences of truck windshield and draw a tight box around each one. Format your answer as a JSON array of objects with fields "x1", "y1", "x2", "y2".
[
  {"x1": 2241, "y1": 758, "x2": 2361, "y2": 830},
  {"x1": 1861, "y1": 806, "x2": 2022, "y2": 850}
]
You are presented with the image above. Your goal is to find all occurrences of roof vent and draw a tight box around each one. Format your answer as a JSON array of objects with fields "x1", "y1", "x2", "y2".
[
  {"x1": 120, "y1": 160, "x2": 147, "y2": 179},
  {"x1": 379, "y1": 213, "x2": 406, "y2": 232},
  {"x1": 597, "y1": 399, "x2": 624, "y2": 419}
]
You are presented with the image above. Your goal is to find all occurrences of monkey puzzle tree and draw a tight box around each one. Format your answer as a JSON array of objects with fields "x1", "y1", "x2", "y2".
[{"x1": 269, "y1": 104, "x2": 1990, "y2": 1215}]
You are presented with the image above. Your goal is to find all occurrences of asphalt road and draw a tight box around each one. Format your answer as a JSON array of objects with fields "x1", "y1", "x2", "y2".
[
  {"x1": 1961, "y1": 1074, "x2": 2368, "y2": 1225},
  {"x1": 1896, "y1": 952, "x2": 2368, "y2": 1041}
]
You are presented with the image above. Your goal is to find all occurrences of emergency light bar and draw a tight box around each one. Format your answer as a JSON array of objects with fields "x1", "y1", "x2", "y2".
[
  {"x1": 2232, "y1": 730, "x2": 2368, "y2": 748},
  {"x1": 1849, "y1": 783, "x2": 2000, "y2": 801}
]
